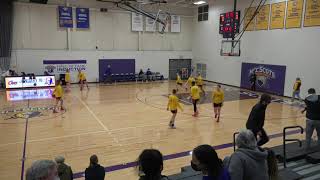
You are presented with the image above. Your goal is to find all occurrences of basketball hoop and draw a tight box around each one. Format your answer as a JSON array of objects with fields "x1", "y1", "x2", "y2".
[
  {"x1": 159, "y1": 13, "x2": 170, "y2": 34},
  {"x1": 220, "y1": 40, "x2": 241, "y2": 56}
]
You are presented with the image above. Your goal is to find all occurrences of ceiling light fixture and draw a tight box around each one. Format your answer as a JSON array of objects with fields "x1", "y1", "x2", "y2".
[{"x1": 193, "y1": 0, "x2": 206, "y2": 5}]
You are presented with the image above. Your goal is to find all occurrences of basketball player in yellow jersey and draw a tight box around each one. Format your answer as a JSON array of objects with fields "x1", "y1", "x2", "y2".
[
  {"x1": 212, "y1": 84, "x2": 224, "y2": 122},
  {"x1": 78, "y1": 69, "x2": 89, "y2": 91},
  {"x1": 196, "y1": 73, "x2": 205, "y2": 95},
  {"x1": 191, "y1": 81, "x2": 200, "y2": 117},
  {"x1": 52, "y1": 80, "x2": 65, "y2": 113},
  {"x1": 65, "y1": 69, "x2": 71, "y2": 91},
  {"x1": 185, "y1": 75, "x2": 195, "y2": 92},
  {"x1": 167, "y1": 89, "x2": 183, "y2": 129},
  {"x1": 176, "y1": 73, "x2": 183, "y2": 92}
]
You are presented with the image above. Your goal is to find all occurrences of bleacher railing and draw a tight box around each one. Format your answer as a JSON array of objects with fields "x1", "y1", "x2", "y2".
[{"x1": 283, "y1": 126, "x2": 304, "y2": 168}]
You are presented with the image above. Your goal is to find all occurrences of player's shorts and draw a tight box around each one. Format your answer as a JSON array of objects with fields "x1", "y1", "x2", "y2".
[
  {"x1": 213, "y1": 103, "x2": 222, "y2": 107},
  {"x1": 198, "y1": 85, "x2": 203, "y2": 88},
  {"x1": 171, "y1": 110, "x2": 177, "y2": 114},
  {"x1": 177, "y1": 82, "x2": 183, "y2": 86},
  {"x1": 80, "y1": 79, "x2": 87, "y2": 83},
  {"x1": 192, "y1": 99, "x2": 199, "y2": 103},
  {"x1": 55, "y1": 97, "x2": 62, "y2": 100}
]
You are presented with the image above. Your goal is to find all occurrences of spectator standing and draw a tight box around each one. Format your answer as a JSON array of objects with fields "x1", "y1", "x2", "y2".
[
  {"x1": 85, "y1": 155, "x2": 105, "y2": 180},
  {"x1": 302, "y1": 88, "x2": 320, "y2": 149}
]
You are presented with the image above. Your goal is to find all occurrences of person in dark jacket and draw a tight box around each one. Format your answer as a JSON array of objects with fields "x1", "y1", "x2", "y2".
[
  {"x1": 85, "y1": 155, "x2": 105, "y2": 180},
  {"x1": 302, "y1": 88, "x2": 320, "y2": 149},
  {"x1": 191, "y1": 145, "x2": 230, "y2": 180},
  {"x1": 249, "y1": 73, "x2": 257, "y2": 91},
  {"x1": 104, "y1": 65, "x2": 112, "y2": 84},
  {"x1": 246, "y1": 94, "x2": 272, "y2": 146},
  {"x1": 55, "y1": 156, "x2": 73, "y2": 180},
  {"x1": 137, "y1": 149, "x2": 169, "y2": 180}
]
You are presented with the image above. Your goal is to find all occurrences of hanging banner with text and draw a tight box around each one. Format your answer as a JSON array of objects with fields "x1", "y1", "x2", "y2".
[
  {"x1": 159, "y1": 13, "x2": 169, "y2": 33},
  {"x1": 244, "y1": 7, "x2": 256, "y2": 31},
  {"x1": 286, "y1": 0, "x2": 303, "y2": 28},
  {"x1": 43, "y1": 60, "x2": 87, "y2": 74},
  {"x1": 171, "y1": 15, "x2": 181, "y2": 32},
  {"x1": 240, "y1": 62, "x2": 286, "y2": 96},
  {"x1": 145, "y1": 16, "x2": 156, "y2": 32},
  {"x1": 304, "y1": 0, "x2": 320, "y2": 27},
  {"x1": 131, "y1": 13, "x2": 143, "y2": 32},
  {"x1": 256, "y1": 4, "x2": 270, "y2": 30},
  {"x1": 270, "y1": 2, "x2": 286, "y2": 29},
  {"x1": 58, "y1": 6, "x2": 73, "y2": 28},
  {"x1": 76, "y1": 8, "x2": 90, "y2": 29}
]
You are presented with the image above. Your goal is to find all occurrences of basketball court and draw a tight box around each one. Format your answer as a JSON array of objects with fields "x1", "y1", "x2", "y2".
[
  {"x1": 0, "y1": 81, "x2": 305, "y2": 179},
  {"x1": 1, "y1": 0, "x2": 319, "y2": 179}
]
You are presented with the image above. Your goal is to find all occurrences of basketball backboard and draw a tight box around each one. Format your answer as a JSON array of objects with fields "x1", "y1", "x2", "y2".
[{"x1": 220, "y1": 40, "x2": 241, "y2": 56}]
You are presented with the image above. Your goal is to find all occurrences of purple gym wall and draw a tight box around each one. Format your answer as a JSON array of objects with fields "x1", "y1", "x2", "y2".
[
  {"x1": 99, "y1": 59, "x2": 135, "y2": 81},
  {"x1": 240, "y1": 62, "x2": 286, "y2": 96}
]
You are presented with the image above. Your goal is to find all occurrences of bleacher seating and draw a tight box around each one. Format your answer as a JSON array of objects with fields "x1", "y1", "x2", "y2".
[{"x1": 104, "y1": 72, "x2": 164, "y2": 83}]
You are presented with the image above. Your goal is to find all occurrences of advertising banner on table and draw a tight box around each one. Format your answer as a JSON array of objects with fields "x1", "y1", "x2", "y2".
[
  {"x1": 171, "y1": 15, "x2": 181, "y2": 32},
  {"x1": 244, "y1": 7, "x2": 256, "y2": 31},
  {"x1": 76, "y1": 8, "x2": 90, "y2": 29},
  {"x1": 131, "y1": 13, "x2": 143, "y2": 32},
  {"x1": 145, "y1": 16, "x2": 156, "y2": 32},
  {"x1": 256, "y1": 4, "x2": 270, "y2": 30},
  {"x1": 270, "y1": 2, "x2": 286, "y2": 29},
  {"x1": 5, "y1": 76, "x2": 56, "y2": 89},
  {"x1": 43, "y1": 60, "x2": 87, "y2": 74},
  {"x1": 304, "y1": 0, "x2": 320, "y2": 27},
  {"x1": 159, "y1": 13, "x2": 169, "y2": 32},
  {"x1": 286, "y1": 0, "x2": 304, "y2": 28},
  {"x1": 6, "y1": 88, "x2": 54, "y2": 101},
  {"x1": 58, "y1": 6, "x2": 73, "y2": 28},
  {"x1": 240, "y1": 63, "x2": 286, "y2": 95}
]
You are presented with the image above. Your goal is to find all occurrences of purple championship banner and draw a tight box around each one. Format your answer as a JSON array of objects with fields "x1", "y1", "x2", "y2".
[
  {"x1": 76, "y1": 8, "x2": 89, "y2": 29},
  {"x1": 240, "y1": 62, "x2": 286, "y2": 95},
  {"x1": 58, "y1": 6, "x2": 73, "y2": 28}
]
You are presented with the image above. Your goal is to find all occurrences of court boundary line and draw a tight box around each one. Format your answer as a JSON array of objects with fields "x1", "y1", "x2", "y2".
[
  {"x1": 20, "y1": 99, "x2": 30, "y2": 180},
  {"x1": 72, "y1": 128, "x2": 302, "y2": 178}
]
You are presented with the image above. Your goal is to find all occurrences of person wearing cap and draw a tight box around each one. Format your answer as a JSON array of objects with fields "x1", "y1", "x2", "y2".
[{"x1": 55, "y1": 156, "x2": 73, "y2": 180}]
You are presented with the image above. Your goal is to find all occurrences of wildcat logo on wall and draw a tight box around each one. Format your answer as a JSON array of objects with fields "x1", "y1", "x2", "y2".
[
  {"x1": 241, "y1": 63, "x2": 286, "y2": 95},
  {"x1": 43, "y1": 60, "x2": 87, "y2": 74},
  {"x1": 249, "y1": 66, "x2": 276, "y2": 88}
]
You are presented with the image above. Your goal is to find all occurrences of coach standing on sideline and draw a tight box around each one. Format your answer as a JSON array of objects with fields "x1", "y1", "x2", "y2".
[
  {"x1": 246, "y1": 94, "x2": 272, "y2": 146},
  {"x1": 302, "y1": 88, "x2": 320, "y2": 149}
]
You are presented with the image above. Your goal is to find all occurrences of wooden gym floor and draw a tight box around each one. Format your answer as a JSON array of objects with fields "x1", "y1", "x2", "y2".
[{"x1": 0, "y1": 81, "x2": 306, "y2": 180}]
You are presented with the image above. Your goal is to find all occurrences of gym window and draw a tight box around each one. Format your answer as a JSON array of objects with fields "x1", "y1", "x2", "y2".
[{"x1": 198, "y1": 5, "x2": 209, "y2": 21}]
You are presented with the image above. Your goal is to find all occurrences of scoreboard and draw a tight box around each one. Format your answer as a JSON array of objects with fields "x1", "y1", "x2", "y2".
[{"x1": 219, "y1": 11, "x2": 240, "y2": 38}]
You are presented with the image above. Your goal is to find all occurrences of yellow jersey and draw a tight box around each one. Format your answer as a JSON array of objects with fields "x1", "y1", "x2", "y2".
[
  {"x1": 212, "y1": 90, "x2": 224, "y2": 104},
  {"x1": 187, "y1": 77, "x2": 195, "y2": 86},
  {"x1": 78, "y1": 72, "x2": 86, "y2": 81},
  {"x1": 65, "y1": 72, "x2": 70, "y2": 82},
  {"x1": 191, "y1": 85, "x2": 200, "y2": 100},
  {"x1": 176, "y1": 75, "x2": 183, "y2": 84},
  {"x1": 53, "y1": 85, "x2": 63, "y2": 98},
  {"x1": 167, "y1": 95, "x2": 182, "y2": 111},
  {"x1": 196, "y1": 75, "x2": 203, "y2": 86},
  {"x1": 293, "y1": 80, "x2": 301, "y2": 91}
]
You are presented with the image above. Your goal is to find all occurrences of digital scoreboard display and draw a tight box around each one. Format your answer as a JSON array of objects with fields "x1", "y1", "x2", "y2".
[
  {"x1": 5, "y1": 76, "x2": 55, "y2": 89},
  {"x1": 219, "y1": 11, "x2": 240, "y2": 38}
]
